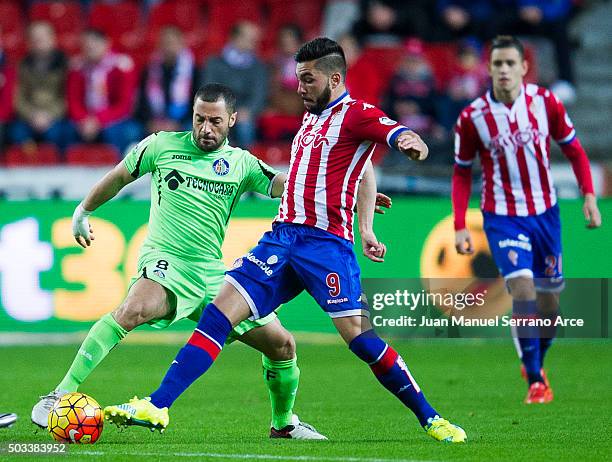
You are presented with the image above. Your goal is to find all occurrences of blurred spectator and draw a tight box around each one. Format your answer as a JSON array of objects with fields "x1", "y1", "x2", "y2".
[
  {"x1": 0, "y1": 28, "x2": 16, "y2": 150},
  {"x1": 202, "y1": 21, "x2": 268, "y2": 148},
  {"x1": 435, "y1": 0, "x2": 513, "y2": 41},
  {"x1": 385, "y1": 39, "x2": 436, "y2": 119},
  {"x1": 439, "y1": 38, "x2": 489, "y2": 129},
  {"x1": 511, "y1": 0, "x2": 576, "y2": 102},
  {"x1": 352, "y1": 0, "x2": 430, "y2": 46},
  {"x1": 393, "y1": 98, "x2": 445, "y2": 141},
  {"x1": 384, "y1": 39, "x2": 449, "y2": 163},
  {"x1": 136, "y1": 26, "x2": 197, "y2": 135},
  {"x1": 67, "y1": 29, "x2": 140, "y2": 155},
  {"x1": 267, "y1": 24, "x2": 304, "y2": 117},
  {"x1": 259, "y1": 24, "x2": 304, "y2": 142},
  {"x1": 338, "y1": 33, "x2": 382, "y2": 105},
  {"x1": 322, "y1": 0, "x2": 361, "y2": 40},
  {"x1": 10, "y1": 21, "x2": 73, "y2": 153}
]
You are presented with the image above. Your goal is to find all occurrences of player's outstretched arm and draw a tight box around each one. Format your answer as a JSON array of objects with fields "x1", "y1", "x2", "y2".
[
  {"x1": 395, "y1": 130, "x2": 429, "y2": 161},
  {"x1": 357, "y1": 161, "x2": 387, "y2": 263},
  {"x1": 73, "y1": 162, "x2": 136, "y2": 248},
  {"x1": 270, "y1": 172, "x2": 288, "y2": 198}
]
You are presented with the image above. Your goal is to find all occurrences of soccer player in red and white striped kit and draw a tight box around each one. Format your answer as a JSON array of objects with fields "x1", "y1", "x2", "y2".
[{"x1": 453, "y1": 35, "x2": 602, "y2": 404}]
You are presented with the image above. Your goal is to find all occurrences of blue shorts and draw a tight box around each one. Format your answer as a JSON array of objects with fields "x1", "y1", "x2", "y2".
[
  {"x1": 483, "y1": 204, "x2": 564, "y2": 292},
  {"x1": 225, "y1": 223, "x2": 368, "y2": 320}
]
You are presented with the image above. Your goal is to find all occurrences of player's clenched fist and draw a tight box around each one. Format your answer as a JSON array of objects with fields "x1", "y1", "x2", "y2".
[
  {"x1": 396, "y1": 130, "x2": 428, "y2": 161},
  {"x1": 454, "y1": 228, "x2": 474, "y2": 255},
  {"x1": 72, "y1": 203, "x2": 95, "y2": 248}
]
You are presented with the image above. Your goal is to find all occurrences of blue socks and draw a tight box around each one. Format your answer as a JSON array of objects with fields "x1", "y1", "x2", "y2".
[
  {"x1": 150, "y1": 304, "x2": 231, "y2": 408},
  {"x1": 513, "y1": 300, "x2": 543, "y2": 384},
  {"x1": 539, "y1": 309, "x2": 559, "y2": 366},
  {"x1": 349, "y1": 330, "x2": 437, "y2": 426}
]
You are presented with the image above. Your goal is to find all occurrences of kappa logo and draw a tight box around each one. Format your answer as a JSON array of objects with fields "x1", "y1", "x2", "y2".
[
  {"x1": 326, "y1": 297, "x2": 348, "y2": 305},
  {"x1": 164, "y1": 169, "x2": 185, "y2": 190},
  {"x1": 212, "y1": 158, "x2": 230, "y2": 176}
]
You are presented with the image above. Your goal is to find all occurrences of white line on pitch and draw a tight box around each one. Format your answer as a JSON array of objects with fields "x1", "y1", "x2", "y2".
[{"x1": 76, "y1": 450, "x2": 437, "y2": 462}]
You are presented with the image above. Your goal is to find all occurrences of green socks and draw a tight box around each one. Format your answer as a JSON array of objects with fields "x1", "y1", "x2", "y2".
[
  {"x1": 262, "y1": 355, "x2": 300, "y2": 430},
  {"x1": 57, "y1": 313, "x2": 127, "y2": 392}
]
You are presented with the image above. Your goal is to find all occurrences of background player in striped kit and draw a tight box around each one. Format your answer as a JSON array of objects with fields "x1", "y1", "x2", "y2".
[{"x1": 452, "y1": 35, "x2": 602, "y2": 404}]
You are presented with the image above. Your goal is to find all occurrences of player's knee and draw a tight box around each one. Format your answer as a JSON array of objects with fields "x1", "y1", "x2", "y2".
[
  {"x1": 269, "y1": 333, "x2": 296, "y2": 361},
  {"x1": 507, "y1": 276, "x2": 536, "y2": 300},
  {"x1": 113, "y1": 299, "x2": 157, "y2": 331}
]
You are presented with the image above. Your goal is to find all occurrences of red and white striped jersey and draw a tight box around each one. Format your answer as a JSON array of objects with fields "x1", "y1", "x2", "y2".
[
  {"x1": 455, "y1": 83, "x2": 576, "y2": 216},
  {"x1": 275, "y1": 92, "x2": 408, "y2": 241}
]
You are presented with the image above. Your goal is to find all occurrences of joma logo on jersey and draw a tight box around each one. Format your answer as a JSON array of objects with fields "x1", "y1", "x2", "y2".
[
  {"x1": 164, "y1": 170, "x2": 185, "y2": 190},
  {"x1": 489, "y1": 124, "x2": 546, "y2": 157},
  {"x1": 172, "y1": 154, "x2": 192, "y2": 160},
  {"x1": 298, "y1": 128, "x2": 330, "y2": 149}
]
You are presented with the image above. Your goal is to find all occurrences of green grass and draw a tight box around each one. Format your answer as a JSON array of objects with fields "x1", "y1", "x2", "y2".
[{"x1": 0, "y1": 339, "x2": 610, "y2": 461}]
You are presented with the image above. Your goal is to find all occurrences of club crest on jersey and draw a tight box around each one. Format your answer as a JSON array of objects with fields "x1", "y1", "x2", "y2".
[
  {"x1": 153, "y1": 269, "x2": 166, "y2": 279},
  {"x1": 212, "y1": 158, "x2": 230, "y2": 176}
]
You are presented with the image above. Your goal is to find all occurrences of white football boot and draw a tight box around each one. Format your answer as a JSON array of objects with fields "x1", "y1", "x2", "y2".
[
  {"x1": 270, "y1": 414, "x2": 327, "y2": 440},
  {"x1": 31, "y1": 389, "x2": 68, "y2": 428},
  {"x1": 0, "y1": 413, "x2": 17, "y2": 428}
]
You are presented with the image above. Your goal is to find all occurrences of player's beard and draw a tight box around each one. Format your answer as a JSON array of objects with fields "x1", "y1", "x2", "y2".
[
  {"x1": 306, "y1": 84, "x2": 332, "y2": 115},
  {"x1": 193, "y1": 126, "x2": 229, "y2": 152}
]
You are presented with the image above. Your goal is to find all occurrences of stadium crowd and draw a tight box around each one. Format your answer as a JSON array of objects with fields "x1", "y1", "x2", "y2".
[{"x1": 0, "y1": 0, "x2": 584, "y2": 165}]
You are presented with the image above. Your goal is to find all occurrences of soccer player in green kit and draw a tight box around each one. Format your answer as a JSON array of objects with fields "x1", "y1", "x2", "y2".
[{"x1": 31, "y1": 84, "x2": 340, "y2": 438}]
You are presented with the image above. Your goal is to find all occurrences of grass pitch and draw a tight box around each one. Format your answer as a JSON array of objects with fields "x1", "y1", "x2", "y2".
[{"x1": 0, "y1": 338, "x2": 610, "y2": 461}]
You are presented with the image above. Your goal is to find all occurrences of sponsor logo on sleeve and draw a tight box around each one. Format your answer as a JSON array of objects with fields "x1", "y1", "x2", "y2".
[{"x1": 379, "y1": 117, "x2": 396, "y2": 126}]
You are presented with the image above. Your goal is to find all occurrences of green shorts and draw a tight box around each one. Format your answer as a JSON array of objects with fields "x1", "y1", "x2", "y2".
[{"x1": 129, "y1": 249, "x2": 276, "y2": 341}]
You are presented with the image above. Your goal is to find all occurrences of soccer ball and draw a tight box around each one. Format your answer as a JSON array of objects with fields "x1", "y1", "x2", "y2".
[{"x1": 47, "y1": 392, "x2": 104, "y2": 444}]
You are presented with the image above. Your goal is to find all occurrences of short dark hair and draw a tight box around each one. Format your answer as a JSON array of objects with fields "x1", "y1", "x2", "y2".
[
  {"x1": 193, "y1": 83, "x2": 237, "y2": 114},
  {"x1": 490, "y1": 35, "x2": 524, "y2": 59},
  {"x1": 295, "y1": 37, "x2": 347, "y2": 79}
]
